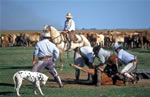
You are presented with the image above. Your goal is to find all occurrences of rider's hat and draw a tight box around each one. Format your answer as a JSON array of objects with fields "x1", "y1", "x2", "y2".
[{"x1": 66, "y1": 13, "x2": 73, "y2": 19}]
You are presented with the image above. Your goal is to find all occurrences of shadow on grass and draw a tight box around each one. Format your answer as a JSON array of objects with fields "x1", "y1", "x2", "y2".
[
  {"x1": 0, "y1": 83, "x2": 14, "y2": 87},
  {"x1": 0, "y1": 83, "x2": 15, "y2": 96},
  {"x1": 130, "y1": 49, "x2": 150, "y2": 53},
  {"x1": 0, "y1": 66, "x2": 32, "y2": 70},
  {"x1": 0, "y1": 91, "x2": 14, "y2": 96},
  {"x1": 47, "y1": 78, "x2": 94, "y2": 87},
  {"x1": 138, "y1": 50, "x2": 150, "y2": 53},
  {"x1": 62, "y1": 78, "x2": 94, "y2": 85}
]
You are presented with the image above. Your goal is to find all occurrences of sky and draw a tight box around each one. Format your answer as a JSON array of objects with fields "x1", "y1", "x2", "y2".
[{"x1": 0, "y1": 0, "x2": 150, "y2": 30}]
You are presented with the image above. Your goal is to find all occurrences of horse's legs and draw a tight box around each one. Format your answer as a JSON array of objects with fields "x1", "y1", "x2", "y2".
[{"x1": 59, "y1": 50, "x2": 64, "y2": 71}]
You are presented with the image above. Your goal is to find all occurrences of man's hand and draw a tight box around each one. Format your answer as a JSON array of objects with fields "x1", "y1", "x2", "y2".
[
  {"x1": 32, "y1": 61, "x2": 36, "y2": 66},
  {"x1": 62, "y1": 30, "x2": 68, "y2": 33},
  {"x1": 33, "y1": 55, "x2": 37, "y2": 66}
]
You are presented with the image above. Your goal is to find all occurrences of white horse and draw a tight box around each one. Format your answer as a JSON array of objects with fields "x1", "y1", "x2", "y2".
[{"x1": 43, "y1": 25, "x2": 91, "y2": 70}]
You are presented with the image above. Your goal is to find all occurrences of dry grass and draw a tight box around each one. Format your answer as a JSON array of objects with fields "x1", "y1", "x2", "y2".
[{"x1": 0, "y1": 29, "x2": 150, "y2": 34}]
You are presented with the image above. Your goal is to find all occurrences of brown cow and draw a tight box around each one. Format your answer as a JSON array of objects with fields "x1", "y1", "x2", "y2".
[
  {"x1": 90, "y1": 32, "x2": 98, "y2": 46},
  {"x1": 1, "y1": 34, "x2": 13, "y2": 47},
  {"x1": 138, "y1": 31, "x2": 150, "y2": 48},
  {"x1": 1, "y1": 34, "x2": 9, "y2": 47},
  {"x1": 21, "y1": 32, "x2": 41, "y2": 46},
  {"x1": 1, "y1": 34, "x2": 18, "y2": 47},
  {"x1": 104, "y1": 34, "x2": 114, "y2": 48},
  {"x1": 113, "y1": 34, "x2": 125, "y2": 46},
  {"x1": 82, "y1": 32, "x2": 98, "y2": 47}
]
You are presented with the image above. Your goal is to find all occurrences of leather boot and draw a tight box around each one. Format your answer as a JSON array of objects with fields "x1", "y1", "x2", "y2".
[
  {"x1": 75, "y1": 69, "x2": 80, "y2": 81},
  {"x1": 54, "y1": 76, "x2": 64, "y2": 88}
]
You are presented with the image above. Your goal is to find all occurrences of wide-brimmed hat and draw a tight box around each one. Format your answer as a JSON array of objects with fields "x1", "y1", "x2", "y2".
[
  {"x1": 66, "y1": 13, "x2": 73, "y2": 18},
  {"x1": 113, "y1": 44, "x2": 122, "y2": 51},
  {"x1": 42, "y1": 32, "x2": 51, "y2": 38}
]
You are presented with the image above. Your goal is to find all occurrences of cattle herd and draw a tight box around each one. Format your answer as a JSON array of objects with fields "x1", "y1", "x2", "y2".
[
  {"x1": 81, "y1": 30, "x2": 150, "y2": 48},
  {"x1": 0, "y1": 30, "x2": 150, "y2": 48},
  {"x1": 0, "y1": 32, "x2": 41, "y2": 47}
]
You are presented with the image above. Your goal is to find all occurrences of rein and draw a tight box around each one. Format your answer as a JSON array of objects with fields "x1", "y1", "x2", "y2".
[
  {"x1": 51, "y1": 33, "x2": 64, "y2": 45},
  {"x1": 48, "y1": 26, "x2": 63, "y2": 45},
  {"x1": 51, "y1": 35, "x2": 61, "y2": 40}
]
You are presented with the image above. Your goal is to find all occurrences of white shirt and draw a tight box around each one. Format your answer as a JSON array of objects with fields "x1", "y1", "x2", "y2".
[
  {"x1": 97, "y1": 48, "x2": 112, "y2": 64},
  {"x1": 33, "y1": 39, "x2": 59, "y2": 60},
  {"x1": 80, "y1": 46, "x2": 94, "y2": 63},
  {"x1": 118, "y1": 49, "x2": 135, "y2": 64},
  {"x1": 64, "y1": 19, "x2": 75, "y2": 31}
]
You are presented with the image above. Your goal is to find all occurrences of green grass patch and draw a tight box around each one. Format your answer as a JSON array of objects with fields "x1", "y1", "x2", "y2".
[{"x1": 0, "y1": 47, "x2": 150, "y2": 97}]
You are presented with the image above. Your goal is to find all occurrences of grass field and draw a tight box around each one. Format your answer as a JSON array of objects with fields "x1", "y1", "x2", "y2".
[
  {"x1": 0, "y1": 29, "x2": 150, "y2": 34},
  {"x1": 0, "y1": 47, "x2": 150, "y2": 97}
]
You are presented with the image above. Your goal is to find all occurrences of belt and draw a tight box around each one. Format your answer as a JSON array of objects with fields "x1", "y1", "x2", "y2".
[
  {"x1": 39, "y1": 56, "x2": 52, "y2": 60},
  {"x1": 128, "y1": 59, "x2": 137, "y2": 64}
]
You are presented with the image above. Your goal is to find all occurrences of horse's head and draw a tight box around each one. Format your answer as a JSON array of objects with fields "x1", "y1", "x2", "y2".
[
  {"x1": 43, "y1": 25, "x2": 62, "y2": 44},
  {"x1": 43, "y1": 25, "x2": 60, "y2": 36},
  {"x1": 43, "y1": 25, "x2": 51, "y2": 33}
]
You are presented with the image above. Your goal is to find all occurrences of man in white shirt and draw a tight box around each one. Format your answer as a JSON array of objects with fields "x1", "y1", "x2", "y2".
[
  {"x1": 74, "y1": 46, "x2": 95, "y2": 81},
  {"x1": 63, "y1": 13, "x2": 77, "y2": 49},
  {"x1": 32, "y1": 32, "x2": 63, "y2": 88},
  {"x1": 64, "y1": 13, "x2": 75, "y2": 32}
]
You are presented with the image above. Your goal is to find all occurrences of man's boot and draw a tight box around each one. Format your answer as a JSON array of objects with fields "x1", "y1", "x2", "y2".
[
  {"x1": 87, "y1": 73, "x2": 93, "y2": 81},
  {"x1": 75, "y1": 69, "x2": 80, "y2": 81},
  {"x1": 94, "y1": 66, "x2": 101, "y2": 86},
  {"x1": 54, "y1": 76, "x2": 64, "y2": 88}
]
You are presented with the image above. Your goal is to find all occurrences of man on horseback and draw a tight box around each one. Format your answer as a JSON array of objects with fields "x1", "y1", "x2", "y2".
[{"x1": 62, "y1": 12, "x2": 78, "y2": 49}]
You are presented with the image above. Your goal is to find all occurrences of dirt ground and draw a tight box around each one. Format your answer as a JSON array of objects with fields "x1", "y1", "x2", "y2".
[{"x1": 46, "y1": 71, "x2": 150, "y2": 88}]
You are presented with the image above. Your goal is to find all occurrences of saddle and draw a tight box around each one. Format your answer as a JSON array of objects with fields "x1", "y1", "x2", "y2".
[
  {"x1": 62, "y1": 31, "x2": 78, "y2": 42},
  {"x1": 68, "y1": 31, "x2": 78, "y2": 42},
  {"x1": 61, "y1": 31, "x2": 79, "y2": 50}
]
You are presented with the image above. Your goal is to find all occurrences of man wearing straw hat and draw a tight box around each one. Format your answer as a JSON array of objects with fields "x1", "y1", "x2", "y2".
[{"x1": 63, "y1": 12, "x2": 78, "y2": 49}]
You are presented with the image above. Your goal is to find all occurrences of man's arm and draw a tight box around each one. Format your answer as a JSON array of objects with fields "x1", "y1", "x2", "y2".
[
  {"x1": 53, "y1": 46, "x2": 60, "y2": 61},
  {"x1": 33, "y1": 43, "x2": 39, "y2": 65},
  {"x1": 32, "y1": 55, "x2": 37, "y2": 66}
]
